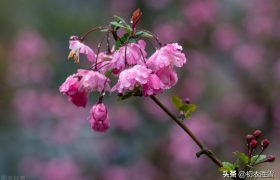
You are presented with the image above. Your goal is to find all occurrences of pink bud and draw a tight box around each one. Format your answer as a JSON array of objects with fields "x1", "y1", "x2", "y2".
[
  {"x1": 261, "y1": 139, "x2": 270, "y2": 149},
  {"x1": 265, "y1": 155, "x2": 275, "y2": 162},
  {"x1": 253, "y1": 130, "x2": 262, "y2": 139},
  {"x1": 249, "y1": 139, "x2": 258, "y2": 149},
  {"x1": 246, "y1": 134, "x2": 254, "y2": 143},
  {"x1": 89, "y1": 103, "x2": 109, "y2": 132}
]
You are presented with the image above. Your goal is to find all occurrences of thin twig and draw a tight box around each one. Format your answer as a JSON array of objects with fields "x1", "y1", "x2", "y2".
[{"x1": 150, "y1": 95, "x2": 223, "y2": 167}]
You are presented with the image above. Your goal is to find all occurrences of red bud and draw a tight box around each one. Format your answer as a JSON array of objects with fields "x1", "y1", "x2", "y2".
[
  {"x1": 253, "y1": 130, "x2": 262, "y2": 139},
  {"x1": 246, "y1": 134, "x2": 254, "y2": 143},
  {"x1": 266, "y1": 155, "x2": 275, "y2": 162},
  {"x1": 184, "y1": 98, "x2": 191, "y2": 104},
  {"x1": 249, "y1": 139, "x2": 258, "y2": 149},
  {"x1": 261, "y1": 139, "x2": 270, "y2": 149}
]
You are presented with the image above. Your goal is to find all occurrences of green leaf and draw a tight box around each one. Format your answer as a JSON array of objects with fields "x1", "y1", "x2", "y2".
[
  {"x1": 114, "y1": 33, "x2": 130, "y2": 50},
  {"x1": 233, "y1": 151, "x2": 249, "y2": 165},
  {"x1": 172, "y1": 96, "x2": 183, "y2": 109},
  {"x1": 181, "y1": 104, "x2": 197, "y2": 119},
  {"x1": 218, "y1": 162, "x2": 235, "y2": 172},
  {"x1": 251, "y1": 155, "x2": 267, "y2": 164},
  {"x1": 110, "y1": 21, "x2": 126, "y2": 29},
  {"x1": 104, "y1": 69, "x2": 113, "y2": 77},
  {"x1": 135, "y1": 31, "x2": 153, "y2": 38},
  {"x1": 113, "y1": 16, "x2": 131, "y2": 28}
]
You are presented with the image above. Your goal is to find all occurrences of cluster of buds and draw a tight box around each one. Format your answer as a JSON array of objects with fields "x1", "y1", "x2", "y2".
[
  {"x1": 59, "y1": 9, "x2": 187, "y2": 132},
  {"x1": 246, "y1": 130, "x2": 275, "y2": 165}
]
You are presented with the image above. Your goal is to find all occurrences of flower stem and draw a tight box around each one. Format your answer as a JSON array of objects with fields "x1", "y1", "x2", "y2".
[{"x1": 150, "y1": 95, "x2": 223, "y2": 168}]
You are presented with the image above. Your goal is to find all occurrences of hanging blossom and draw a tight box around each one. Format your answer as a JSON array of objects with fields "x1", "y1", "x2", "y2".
[
  {"x1": 60, "y1": 10, "x2": 187, "y2": 132},
  {"x1": 68, "y1": 36, "x2": 96, "y2": 63},
  {"x1": 89, "y1": 103, "x2": 109, "y2": 132}
]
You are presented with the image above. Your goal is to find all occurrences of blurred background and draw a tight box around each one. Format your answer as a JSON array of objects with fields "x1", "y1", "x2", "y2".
[{"x1": 0, "y1": 0, "x2": 279, "y2": 179}]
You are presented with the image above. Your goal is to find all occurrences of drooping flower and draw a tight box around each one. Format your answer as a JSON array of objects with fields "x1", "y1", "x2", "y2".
[
  {"x1": 142, "y1": 74, "x2": 165, "y2": 96},
  {"x1": 147, "y1": 43, "x2": 187, "y2": 72},
  {"x1": 94, "y1": 52, "x2": 113, "y2": 74},
  {"x1": 80, "y1": 71, "x2": 110, "y2": 92},
  {"x1": 110, "y1": 40, "x2": 147, "y2": 74},
  {"x1": 112, "y1": 65, "x2": 152, "y2": 93},
  {"x1": 68, "y1": 36, "x2": 96, "y2": 63},
  {"x1": 89, "y1": 103, "x2": 109, "y2": 132},
  {"x1": 156, "y1": 67, "x2": 178, "y2": 89},
  {"x1": 59, "y1": 74, "x2": 88, "y2": 107}
]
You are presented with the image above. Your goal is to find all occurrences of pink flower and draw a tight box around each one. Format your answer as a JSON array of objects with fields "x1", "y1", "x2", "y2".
[
  {"x1": 68, "y1": 36, "x2": 96, "y2": 63},
  {"x1": 147, "y1": 43, "x2": 187, "y2": 72},
  {"x1": 156, "y1": 67, "x2": 178, "y2": 89},
  {"x1": 142, "y1": 74, "x2": 165, "y2": 96},
  {"x1": 110, "y1": 40, "x2": 147, "y2": 74},
  {"x1": 89, "y1": 103, "x2": 109, "y2": 132},
  {"x1": 80, "y1": 71, "x2": 110, "y2": 92},
  {"x1": 112, "y1": 65, "x2": 152, "y2": 93},
  {"x1": 59, "y1": 74, "x2": 88, "y2": 107}
]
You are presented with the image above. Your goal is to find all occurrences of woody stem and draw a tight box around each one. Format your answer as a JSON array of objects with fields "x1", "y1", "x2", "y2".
[{"x1": 150, "y1": 95, "x2": 223, "y2": 168}]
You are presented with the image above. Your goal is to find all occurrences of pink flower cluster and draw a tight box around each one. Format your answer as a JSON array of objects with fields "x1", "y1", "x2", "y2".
[{"x1": 60, "y1": 36, "x2": 187, "y2": 132}]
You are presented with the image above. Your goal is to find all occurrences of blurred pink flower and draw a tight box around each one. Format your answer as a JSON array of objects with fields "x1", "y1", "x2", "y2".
[
  {"x1": 144, "y1": 0, "x2": 171, "y2": 10},
  {"x1": 12, "y1": 29, "x2": 47, "y2": 60},
  {"x1": 183, "y1": 0, "x2": 217, "y2": 27},
  {"x1": 19, "y1": 157, "x2": 82, "y2": 180},
  {"x1": 212, "y1": 24, "x2": 240, "y2": 51},
  {"x1": 153, "y1": 22, "x2": 184, "y2": 42},
  {"x1": 89, "y1": 103, "x2": 109, "y2": 132},
  {"x1": 233, "y1": 43, "x2": 264, "y2": 71},
  {"x1": 110, "y1": 105, "x2": 139, "y2": 131}
]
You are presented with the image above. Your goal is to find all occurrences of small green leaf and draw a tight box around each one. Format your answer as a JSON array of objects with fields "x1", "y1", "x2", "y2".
[
  {"x1": 251, "y1": 155, "x2": 267, "y2": 164},
  {"x1": 104, "y1": 69, "x2": 113, "y2": 77},
  {"x1": 233, "y1": 151, "x2": 249, "y2": 165},
  {"x1": 218, "y1": 162, "x2": 235, "y2": 172},
  {"x1": 128, "y1": 38, "x2": 137, "y2": 43},
  {"x1": 179, "y1": 104, "x2": 197, "y2": 119},
  {"x1": 135, "y1": 31, "x2": 153, "y2": 38},
  {"x1": 172, "y1": 96, "x2": 183, "y2": 109},
  {"x1": 110, "y1": 21, "x2": 126, "y2": 29}
]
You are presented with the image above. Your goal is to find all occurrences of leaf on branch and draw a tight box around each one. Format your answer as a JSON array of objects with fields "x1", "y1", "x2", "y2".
[
  {"x1": 135, "y1": 31, "x2": 153, "y2": 38},
  {"x1": 233, "y1": 151, "x2": 249, "y2": 165},
  {"x1": 251, "y1": 155, "x2": 267, "y2": 164},
  {"x1": 172, "y1": 96, "x2": 183, "y2": 109},
  {"x1": 218, "y1": 162, "x2": 235, "y2": 172},
  {"x1": 180, "y1": 104, "x2": 197, "y2": 119},
  {"x1": 114, "y1": 33, "x2": 129, "y2": 50},
  {"x1": 171, "y1": 96, "x2": 197, "y2": 119}
]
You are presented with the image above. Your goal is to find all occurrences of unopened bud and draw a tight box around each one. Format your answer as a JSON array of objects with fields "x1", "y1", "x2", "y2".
[
  {"x1": 265, "y1": 155, "x2": 275, "y2": 162},
  {"x1": 249, "y1": 139, "x2": 258, "y2": 149},
  {"x1": 253, "y1": 130, "x2": 262, "y2": 139},
  {"x1": 246, "y1": 134, "x2": 254, "y2": 143},
  {"x1": 261, "y1": 139, "x2": 270, "y2": 149},
  {"x1": 184, "y1": 98, "x2": 191, "y2": 104}
]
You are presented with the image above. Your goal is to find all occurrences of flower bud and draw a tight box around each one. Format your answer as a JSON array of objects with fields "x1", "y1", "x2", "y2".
[
  {"x1": 261, "y1": 139, "x2": 270, "y2": 149},
  {"x1": 265, "y1": 155, "x2": 275, "y2": 163},
  {"x1": 249, "y1": 139, "x2": 258, "y2": 149},
  {"x1": 246, "y1": 134, "x2": 254, "y2": 143},
  {"x1": 89, "y1": 103, "x2": 109, "y2": 132},
  {"x1": 184, "y1": 98, "x2": 191, "y2": 104},
  {"x1": 253, "y1": 130, "x2": 262, "y2": 139}
]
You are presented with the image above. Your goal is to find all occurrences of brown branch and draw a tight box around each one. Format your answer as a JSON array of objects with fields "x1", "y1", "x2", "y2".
[{"x1": 150, "y1": 95, "x2": 223, "y2": 168}]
